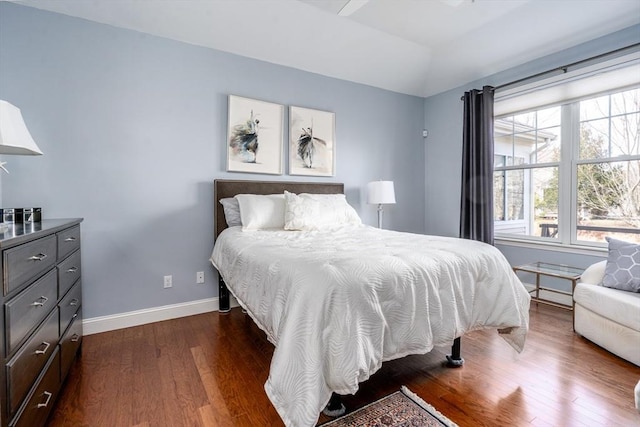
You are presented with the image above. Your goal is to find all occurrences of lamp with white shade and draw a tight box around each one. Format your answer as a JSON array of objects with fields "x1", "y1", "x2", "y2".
[
  {"x1": 0, "y1": 100, "x2": 44, "y2": 173},
  {"x1": 367, "y1": 180, "x2": 395, "y2": 229}
]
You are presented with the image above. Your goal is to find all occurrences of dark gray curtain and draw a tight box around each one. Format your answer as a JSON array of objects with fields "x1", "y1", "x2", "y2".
[{"x1": 460, "y1": 86, "x2": 495, "y2": 245}]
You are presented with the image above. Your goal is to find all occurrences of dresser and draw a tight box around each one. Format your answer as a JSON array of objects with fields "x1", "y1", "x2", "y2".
[{"x1": 0, "y1": 219, "x2": 83, "y2": 427}]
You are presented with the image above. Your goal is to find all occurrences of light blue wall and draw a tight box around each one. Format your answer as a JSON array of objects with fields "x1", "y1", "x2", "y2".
[
  {"x1": 0, "y1": 4, "x2": 426, "y2": 318},
  {"x1": 424, "y1": 24, "x2": 640, "y2": 271}
]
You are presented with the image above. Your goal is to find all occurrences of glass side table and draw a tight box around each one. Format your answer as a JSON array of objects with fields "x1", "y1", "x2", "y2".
[{"x1": 513, "y1": 262, "x2": 584, "y2": 311}]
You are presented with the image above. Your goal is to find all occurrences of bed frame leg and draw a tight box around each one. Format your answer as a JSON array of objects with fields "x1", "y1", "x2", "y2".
[
  {"x1": 218, "y1": 276, "x2": 230, "y2": 313},
  {"x1": 322, "y1": 393, "x2": 346, "y2": 417},
  {"x1": 446, "y1": 337, "x2": 464, "y2": 367}
]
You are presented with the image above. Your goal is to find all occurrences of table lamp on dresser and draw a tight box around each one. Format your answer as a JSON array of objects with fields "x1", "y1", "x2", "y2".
[
  {"x1": 0, "y1": 100, "x2": 45, "y2": 232},
  {"x1": 0, "y1": 99, "x2": 44, "y2": 172}
]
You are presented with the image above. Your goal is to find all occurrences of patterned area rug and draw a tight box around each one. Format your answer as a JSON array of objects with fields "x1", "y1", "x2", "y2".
[{"x1": 320, "y1": 386, "x2": 458, "y2": 427}]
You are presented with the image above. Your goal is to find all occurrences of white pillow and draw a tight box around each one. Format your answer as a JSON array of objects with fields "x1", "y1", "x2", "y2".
[
  {"x1": 219, "y1": 198, "x2": 242, "y2": 227},
  {"x1": 284, "y1": 191, "x2": 362, "y2": 231},
  {"x1": 235, "y1": 194, "x2": 286, "y2": 230}
]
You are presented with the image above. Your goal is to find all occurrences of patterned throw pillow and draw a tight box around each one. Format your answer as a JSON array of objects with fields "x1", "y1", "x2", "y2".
[
  {"x1": 283, "y1": 191, "x2": 362, "y2": 231},
  {"x1": 602, "y1": 237, "x2": 640, "y2": 292}
]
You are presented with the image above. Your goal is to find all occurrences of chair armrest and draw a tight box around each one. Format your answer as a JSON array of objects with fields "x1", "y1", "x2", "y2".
[{"x1": 580, "y1": 260, "x2": 607, "y2": 285}]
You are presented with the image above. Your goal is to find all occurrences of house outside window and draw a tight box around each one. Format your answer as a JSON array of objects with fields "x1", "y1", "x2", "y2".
[{"x1": 494, "y1": 86, "x2": 640, "y2": 246}]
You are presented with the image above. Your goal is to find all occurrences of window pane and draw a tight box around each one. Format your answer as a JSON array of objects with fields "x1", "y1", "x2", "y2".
[
  {"x1": 537, "y1": 126, "x2": 561, "y2": 163},
  {"x1": 512, "y1": 156, "x2": 525, "y2": 166},
  {"x1": 495, "y1": 118, "x2": 514, "y2": 135},
  {"x1": 580, "y1": 118, "x2": 610, "y2": 159},
  {"x1": 514, "y1": 111, "x2": 535, "y2": 127},
  {"x1": 611, "y1": 88, "x2": 640, "y2": 116},
  {"x1": 494, "y1": 131, "x2": 513, "y2": 161},
  {"x1": 611, "y1": 112, "x2": 639, "y2": 156},
  {"x1": 494, "y1": 166, "x2": 559, "y2": 238},
  {"x1": 506, "y1": 170, "x2": 524, "y2": 221},
  {"x1": 537, "y1": 106, "x2": 561, "y2": 128},
  {"x1": 580, "y1": 94, "x2": 609, "y2": 121},
  {"x1": 513, "y1": 131, "x2": 536, "y2": 164},
  {"x1": 533, "y1": 167, "x2": 559, "y2": 238},
  {"x1": 495, "y1": 111, "x2": 561, "y2": 167},
  {"x1": 577, "y1": 160, "x2": 640, "y2": 244}
]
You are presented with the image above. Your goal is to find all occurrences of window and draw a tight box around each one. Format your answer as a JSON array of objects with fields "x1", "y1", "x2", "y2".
[{"x1": 494, "y1": 87, "x2": 640, "y2": 245}]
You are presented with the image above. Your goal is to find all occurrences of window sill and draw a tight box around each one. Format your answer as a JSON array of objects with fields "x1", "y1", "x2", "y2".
[{"x1": 495, "y1": 237, "x2": 607, "y2": 257}]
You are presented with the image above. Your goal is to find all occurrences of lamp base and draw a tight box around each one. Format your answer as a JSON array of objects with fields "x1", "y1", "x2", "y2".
[{"x1": 377, "y1": 204, "x2": 383, "y2": 229}]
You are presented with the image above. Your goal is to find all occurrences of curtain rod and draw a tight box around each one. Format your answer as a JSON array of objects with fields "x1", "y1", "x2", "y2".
[{"x1": 459, "y1": 42, "x2": 640, "y2": 100}]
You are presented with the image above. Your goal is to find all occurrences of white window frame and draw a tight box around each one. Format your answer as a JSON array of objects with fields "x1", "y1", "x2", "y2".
[{"x1": 494, "y1": 86, "x2": 640, "y2": 249}]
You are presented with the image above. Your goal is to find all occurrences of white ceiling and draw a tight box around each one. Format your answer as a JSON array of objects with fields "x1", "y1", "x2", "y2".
[{"x1": 9, "y1": 0, "x2": 640, "y2": 97}]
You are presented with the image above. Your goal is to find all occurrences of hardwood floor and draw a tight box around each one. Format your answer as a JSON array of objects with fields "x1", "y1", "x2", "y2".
[{"x1": 48, "y1": 304, "x2": 640, "y2": 427}]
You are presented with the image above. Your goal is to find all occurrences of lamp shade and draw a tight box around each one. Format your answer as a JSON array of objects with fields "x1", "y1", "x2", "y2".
[
  {"x1": 367, "y1": 181, "x2": 396, "y2": 204},
  {"x1": 0, "y1": 100, "x2": 43, "y2": 156}
]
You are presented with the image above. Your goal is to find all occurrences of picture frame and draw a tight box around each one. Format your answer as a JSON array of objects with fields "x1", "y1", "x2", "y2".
[
  {"x1": 227, "y1": 95, "x2": 284, "y2": 175},
  {"x1": 288, "y1": 106, "x2": 335, "y2": 177}
]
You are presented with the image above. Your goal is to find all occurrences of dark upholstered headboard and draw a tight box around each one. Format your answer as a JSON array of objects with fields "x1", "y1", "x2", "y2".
[{"x1": 214, "y1": 179, "x2": 345, "y2": 239}]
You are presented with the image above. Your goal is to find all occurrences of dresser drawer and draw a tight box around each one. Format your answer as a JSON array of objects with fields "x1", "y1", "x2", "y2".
[
  {"x1": 6, "y1": 308, "x2": 59, "y2": 416},
  {"x1": 59, "y1": 280, "x2": 81, "y2": 336},
  {"x1": 10, "y1": 348, "x2": 60, "y2": 427},
  {"x1": 57, "y1": 250, "x2": 81, "y2": 298},
  {"x1": 4, "y1": 235, "x2": 57, "y2": 296},
  {"x1": 60, "y1": 308, "x2": 82, "y2": 380},
  {"x1": 5, "y1": 269, "x2": 57, "y2": 356},
  {"x1": 57, "y1": 225, "x2": 80, "y2": 261}
]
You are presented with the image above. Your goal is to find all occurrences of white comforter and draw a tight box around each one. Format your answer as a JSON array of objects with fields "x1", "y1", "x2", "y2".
[{"x1": 210, "y1": 225, "x2": 530, "y2": 427}]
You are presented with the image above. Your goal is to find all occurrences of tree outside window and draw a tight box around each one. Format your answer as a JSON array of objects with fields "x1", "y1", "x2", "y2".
[{"x1": 577, "y1": 88, "x2": 639, "y2": 243}]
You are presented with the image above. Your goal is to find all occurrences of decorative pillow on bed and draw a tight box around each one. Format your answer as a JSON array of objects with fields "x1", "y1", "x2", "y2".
[
  {"x1": 219, "y1": 198, "x2": 242, "y2": 227},
  {"x1": 235, "y1": 194, "x2": 286, "y2": 230},
  {"x1": 283, "y1": 191, "x2": 362, "y2": 231},
  {"x1": 602, "y1": 237, "x2": 640, "y2": 292}
]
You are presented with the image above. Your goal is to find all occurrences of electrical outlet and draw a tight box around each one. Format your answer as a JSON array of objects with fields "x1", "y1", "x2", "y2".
[
  {"x1": 196, "y1": 271, "x2": 205, "y2": 284},
  {"x1": 163, "y1": 275, "x2": 172, "y2": 288}
]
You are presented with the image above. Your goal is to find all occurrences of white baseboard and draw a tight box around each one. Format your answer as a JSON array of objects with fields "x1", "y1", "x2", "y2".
[
  {"x1": 83, "y1": 284, "x2": 572, "y2": 336},
  {"x1": 83, "y1": 296, "x2": 239, "y2": 335}
]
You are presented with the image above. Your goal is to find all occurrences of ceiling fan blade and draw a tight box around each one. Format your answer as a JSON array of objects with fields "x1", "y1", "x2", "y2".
[{"x1": 338, "y1": 0, "x2": 370, "y2": 17}]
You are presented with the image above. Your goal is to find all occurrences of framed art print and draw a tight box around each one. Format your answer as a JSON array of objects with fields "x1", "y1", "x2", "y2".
[
  {"x1": 289, "y1": 106, "x2": 335, "y2": 177},
  {"x1": 227, "y1": 95, "x2": 284, "y2": 175}
]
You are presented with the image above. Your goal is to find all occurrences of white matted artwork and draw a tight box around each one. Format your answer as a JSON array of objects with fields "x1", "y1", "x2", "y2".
[
  {"x1": 289, "y1": 106, "x2": 335, "y2": 177},
  {"x1": 227, "y1": 95, "x2": 284, "y2": 175}
]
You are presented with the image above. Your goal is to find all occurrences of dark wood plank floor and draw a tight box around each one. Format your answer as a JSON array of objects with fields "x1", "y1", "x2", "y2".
[{"x1": 48, "y1": 304, "x2": 640, "y2": 426}]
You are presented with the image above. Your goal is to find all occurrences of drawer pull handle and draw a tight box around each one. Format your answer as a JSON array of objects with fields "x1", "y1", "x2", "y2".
[
  {"x1": 66, "y1": 266, "x2": 78, "y2": 273},
  {"x1": 34, "y1": 341, "x2": 51, "y2": 355},
  {"x1": 70, "y1": 298, "x2": 79, "y2": 306},
  {"x1": 71, "y1": 334, "x2": 80, "y2": 342},
  {"x1": 29, "y1": 253, "x2": 48, "y2": 261},
  {"x1": 65, "y1": 236, "x2": 77, "y2": 242},
  {"x1": 37, "y1": 391, "x2": 53, "y2": 408},
  {"x1": 32, "y1": 296, "x2": 49, "y2": 307}
]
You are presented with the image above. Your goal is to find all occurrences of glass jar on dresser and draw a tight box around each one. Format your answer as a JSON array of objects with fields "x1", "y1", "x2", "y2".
[{"x1": 0, "y1": 219, "x2": 83, "y2": 427}]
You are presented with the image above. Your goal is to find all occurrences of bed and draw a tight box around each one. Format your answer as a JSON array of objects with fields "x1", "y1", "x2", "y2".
[{"x1": 210, "y1": 179, "x2": 530, "y2": 427}]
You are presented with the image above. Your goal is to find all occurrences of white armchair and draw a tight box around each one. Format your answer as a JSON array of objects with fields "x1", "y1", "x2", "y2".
[{"x1": 573, "y1": 260, "x2": 640, "y2": 366}]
